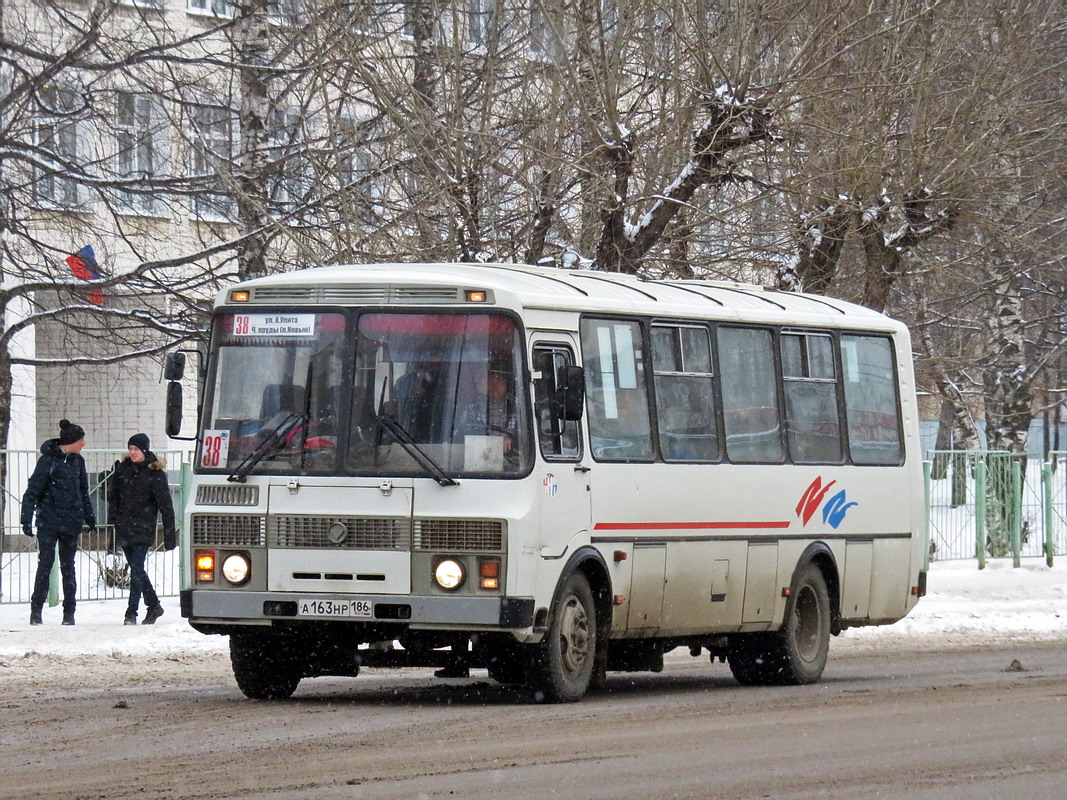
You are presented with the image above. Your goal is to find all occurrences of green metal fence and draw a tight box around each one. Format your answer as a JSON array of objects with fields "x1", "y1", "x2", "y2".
[
  {"x1": 926, "y1": 450, "x2": 1067, "y2": 566},
  {"x1": 0, "y1": 449, "x2": 191, "y2": 605}
]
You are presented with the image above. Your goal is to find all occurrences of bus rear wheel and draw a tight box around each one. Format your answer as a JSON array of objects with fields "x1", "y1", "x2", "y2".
[
  {"x1": 529, "y1": 572, "x2": 596, "y2": 702},
  {"x1": 728, "y1": 562, "x2": 831, "y2": 686},
  {"x1": 230, "y1": 633, "x2": 302, "y2": 700}
]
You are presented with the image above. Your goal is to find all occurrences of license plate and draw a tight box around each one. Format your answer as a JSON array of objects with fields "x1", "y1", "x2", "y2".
[{"x1": 298, "y1": 599, "x2": 373, "y2": 618}]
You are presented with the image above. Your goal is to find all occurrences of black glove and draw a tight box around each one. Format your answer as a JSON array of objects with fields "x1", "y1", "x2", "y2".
[
  {"x1": 163, "y1": 529, "x2": 178, "y2": 551},
  {"x1": 22, "y1": 524, "x2": 34, "y2": 538},
  {"x1": 83, "y1": 522, "x2": 97, "y2": 534}
]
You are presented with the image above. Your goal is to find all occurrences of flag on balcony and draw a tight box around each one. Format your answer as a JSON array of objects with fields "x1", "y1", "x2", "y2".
[{"x1": 65, "y1": 245, "x2": 103, "y2": 305}]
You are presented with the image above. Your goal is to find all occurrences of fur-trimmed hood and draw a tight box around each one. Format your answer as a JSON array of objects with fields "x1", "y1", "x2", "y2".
[{"x1": 121, "y1": 452, "x2": 167, "y2": 470}]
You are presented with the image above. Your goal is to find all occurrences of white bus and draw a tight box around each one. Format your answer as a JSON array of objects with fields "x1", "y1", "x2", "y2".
[{"x1": 173, "y1": 263, "x2": 927, "y2": 702}]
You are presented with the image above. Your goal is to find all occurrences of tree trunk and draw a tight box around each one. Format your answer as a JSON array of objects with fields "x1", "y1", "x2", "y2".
[{"x1": 235, "y1": 0, "x2": 273, "y2": 281}]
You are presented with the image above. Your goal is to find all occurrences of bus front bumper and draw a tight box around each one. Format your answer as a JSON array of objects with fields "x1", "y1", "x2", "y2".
[{"x1": 181, "y1": 589, "x2": 534, "y2": 629}]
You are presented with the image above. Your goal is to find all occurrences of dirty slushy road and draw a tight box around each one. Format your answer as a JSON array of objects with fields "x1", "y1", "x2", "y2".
[{"x1": 2, "y1": 637, "x2": 1066, "y2": 800}]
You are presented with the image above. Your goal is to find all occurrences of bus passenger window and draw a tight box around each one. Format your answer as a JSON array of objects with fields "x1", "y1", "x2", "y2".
[
  {"x1": 651, "y1": 325, "x2": 718, "y2": 462},
  {"x1": 781, "y1": 332, "x2": 843, "y2": 464},
  {"x1": 840, "y1": 335, "x2": 904, "y2": 465},
  {"x1": 533, "y1": 346, "x2": 581, "y2": 460},
  {"x1": 718, "y1": 326, "x2": 784, "y2": 463},
  {"x1": 580, "y1": 319, "x2": 653, "y2": 461}
]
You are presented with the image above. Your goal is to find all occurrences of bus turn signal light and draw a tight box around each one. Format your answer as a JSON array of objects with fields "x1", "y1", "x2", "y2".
[
  {"x1": 479, "y1": 557, "x2": 500, "y2": 589},
  {"x1": 196, "y1": 551, "x2": 215, "y2": 582}
]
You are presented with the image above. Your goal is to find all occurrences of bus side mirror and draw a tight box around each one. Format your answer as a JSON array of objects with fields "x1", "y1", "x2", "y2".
[
  {"x1": 558, "y1": 365, "x2": 585, "y2": 421},
  {"x1": 165, "y1": 382, "x2": 183, "y2": 438},
  {"x1": 164, "y1": 352, "x2": 186, "y2": 381}
]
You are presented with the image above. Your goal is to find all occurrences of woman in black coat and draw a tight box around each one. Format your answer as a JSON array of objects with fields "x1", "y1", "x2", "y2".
[
  {"x1": 107, "y1": 433, "x2": 176, "y2": 625},
  {"x1": 20, "y1": 419, "x2": 96, "y2": 626}
]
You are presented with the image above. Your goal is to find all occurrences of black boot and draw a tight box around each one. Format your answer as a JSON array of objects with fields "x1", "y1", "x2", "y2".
[
  {"x1": 124, "y1": 610, "x2": 138, "y2": 626},
  {"x1": 143, "y1": 604, "x2": 164, "y2": 625},
  {"x1": 62, "y1": 612, "x2": 75, "y2": 626},
  {"x1": 29, "y1": 608, "x2": 43, "y2": 626}
]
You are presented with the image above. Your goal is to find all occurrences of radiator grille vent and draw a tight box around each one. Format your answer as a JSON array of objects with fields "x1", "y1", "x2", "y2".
[
  {"x1": 191, "y1": 514, "x2": 266, "y2": 546},
  {"x1": 268, "y1": 516, "x2": 411, "y2": 550},
  {"x1": 249, "y1": 286, "x2": 459, "y2": 305},
  {"x1": 196, "y1": 484, "x2": 260, "y2": 506},
  {"x1": 413, "y1": 519, "x2": 504, "y2": 552}
]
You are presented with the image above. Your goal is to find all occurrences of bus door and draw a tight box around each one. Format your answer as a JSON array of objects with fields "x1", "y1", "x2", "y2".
[{"x1": 531, "y1": 338, "x2": 590, "y2": 558}]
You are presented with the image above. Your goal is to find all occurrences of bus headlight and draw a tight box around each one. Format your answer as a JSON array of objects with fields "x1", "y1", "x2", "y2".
[
  {"x1": 434, "y1": 558, "x2": 465, "y2": 591},
  {"x1": 221, "y1": 553, "x2": 251, "y2": 586}
]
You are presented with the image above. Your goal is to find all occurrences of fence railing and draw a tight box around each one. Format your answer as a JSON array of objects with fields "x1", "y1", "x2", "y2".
[
  {"x1": 3, "y1": 447, "x2": 1064, "y2": 603},
  {"x1": 926, "y1": 450, "x2": 1066, "y2": 566},
  {"x1": 0, "y1": 449, "x2": 190, "y2": 605}
]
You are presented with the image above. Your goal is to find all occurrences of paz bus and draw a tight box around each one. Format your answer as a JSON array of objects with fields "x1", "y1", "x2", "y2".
[{"x1": 171, "y1": 262, "x2": 926, "y2": 702}]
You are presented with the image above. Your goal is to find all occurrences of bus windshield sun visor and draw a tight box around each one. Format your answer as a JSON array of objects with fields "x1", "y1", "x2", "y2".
[
  {"x1": 375, "y1": 412, "x2": 459, "y2": 487},
  {"x1": 227, "y1": 412, "x2": 306, "y2": 483}
]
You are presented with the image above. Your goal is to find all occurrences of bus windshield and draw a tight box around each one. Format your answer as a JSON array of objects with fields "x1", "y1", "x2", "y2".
[
  {"x1": 348, "y1": 312, "x2": 530, "y2": 477},
  {"x1": 199, "y1": 310, "x2": 530, "y2": 478}
]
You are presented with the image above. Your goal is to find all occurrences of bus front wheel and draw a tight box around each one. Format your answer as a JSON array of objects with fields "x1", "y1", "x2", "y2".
[
  {"x1": 528, "y1": 572, "x2": 597, "y2": 702},
  {"x1": 230, "y1": 633, "x2": 302, "y2": 700},
  {"x1": 728, "y1": 562, "x2": 831, "y2": 686}
]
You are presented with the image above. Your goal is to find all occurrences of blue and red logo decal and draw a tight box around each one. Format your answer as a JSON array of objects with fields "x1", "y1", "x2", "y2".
[{"x1": 796, "y1": 477, "x2": 857, "y2": 529}]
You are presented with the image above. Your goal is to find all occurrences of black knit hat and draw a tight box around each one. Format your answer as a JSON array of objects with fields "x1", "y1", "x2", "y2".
[
  {"x1": 128, "y1": 433, "x2": 150, "y2": 453},
  {"x1": 58, "y1": 419, "x2": 85, "y2": 446}
]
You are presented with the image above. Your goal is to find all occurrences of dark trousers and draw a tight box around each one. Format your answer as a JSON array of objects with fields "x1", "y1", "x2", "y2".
[
  {"x1": 31, "y1": 529, "x2": 78, "y2": 614},
  {"x1": 123, "y1": 544, "x2": 159, "y2": 612}
]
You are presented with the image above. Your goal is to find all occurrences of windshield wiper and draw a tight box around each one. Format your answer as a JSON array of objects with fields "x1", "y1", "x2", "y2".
[
  {"x1": 227, "y1": 412, "x2": 305, "y2": 483},
  {"x1": 376, "y1": 412, "x2": 459, "y2": 487}
]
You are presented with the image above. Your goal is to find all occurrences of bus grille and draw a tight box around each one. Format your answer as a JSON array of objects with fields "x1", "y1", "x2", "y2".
[
  {"x1": 196, "y1": 484, "x2": 260, "y2": 506},
  {"x1": 249, "y1": 286, "x2": 460, "y2": 305},
  {"x1": 413, "y1": 519, "x2": 504, "y2": 552},
  {"x1": 268, "y1": 516, "x2": 411, "y2": 550},
  {"x1": 191, "y1": 514, "x2": 267, "y2": 546}
]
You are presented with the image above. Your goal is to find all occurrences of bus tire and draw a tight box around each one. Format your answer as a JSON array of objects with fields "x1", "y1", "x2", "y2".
[
  {"x1": 230, "y1": 633, "x2": 302, "y2": 700},
  {"x1": 528, "y1": 572, "x2": 596, "y2": 702},
  {"x1": 728, "y1": 562, "x2": 831, "y2": 686}
]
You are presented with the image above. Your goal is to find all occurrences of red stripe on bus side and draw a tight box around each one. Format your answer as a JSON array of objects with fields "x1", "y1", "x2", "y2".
[{"x1": 593, "y1": 521, "x2": 792, "y2": 531}]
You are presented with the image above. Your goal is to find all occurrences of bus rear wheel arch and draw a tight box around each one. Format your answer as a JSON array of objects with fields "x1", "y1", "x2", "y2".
[{"x1": 727, "y1": 560, "x2": 833, "y2": 686}]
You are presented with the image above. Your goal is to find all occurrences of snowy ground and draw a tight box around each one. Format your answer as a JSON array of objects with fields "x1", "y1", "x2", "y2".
[{"x1": 0, "y1": 558, "x2": 1065, "y2": 664}]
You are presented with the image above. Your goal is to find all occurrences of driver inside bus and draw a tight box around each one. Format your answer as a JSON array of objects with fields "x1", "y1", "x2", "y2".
[{"x1": 459, "y1": 361, "x2": 519, "y2": 457}]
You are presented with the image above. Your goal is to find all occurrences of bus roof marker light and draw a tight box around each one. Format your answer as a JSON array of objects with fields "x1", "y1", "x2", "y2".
[
  {"x1": 230, "y1": 290, "x2": 250, "y2": 303},
  {"x1": 465, "y1": 289, "x2": 487, "y2": 303}
]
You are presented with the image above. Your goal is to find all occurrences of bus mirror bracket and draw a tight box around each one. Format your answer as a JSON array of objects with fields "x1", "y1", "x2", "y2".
[{"x1": 558, "y1": 365, "x2": 585, "y2": 421}]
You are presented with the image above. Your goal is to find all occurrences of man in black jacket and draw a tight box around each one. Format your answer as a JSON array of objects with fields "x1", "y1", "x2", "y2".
[
  {"x1": 20, "y1": 419, "x2": 96, "y2": 626},
  {"x1": 108, "y1": 433, "x2": 176, "y2": 625}
]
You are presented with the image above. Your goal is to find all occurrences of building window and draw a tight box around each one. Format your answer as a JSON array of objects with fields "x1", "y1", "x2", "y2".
[
  {"x1": 267, "y1": 108, "x2": 312, "y2": 215},
  {"x1": 268, "y1": 0, "x2": 304, "y2": 25},
  {"x1": 188, "y1": 102, "x2": 234, "y2": 222},
  {"x1": 337, "y1": 118, "x2": 386, "y2": 226},
  {"x1": 467, "y1": 0, "x2": 495, "y2": 46},
  {"x1": 530, "y1": 0, "x2": 564, "y2": 57},
  {"x1": 115, "y1": 92, "x2": 164, "y2": 215},
  {"x1": 186, "y1": 0, "x2": 236, "y2": 17},
  {"x1": 33, "y1": 85, "x2": 86, "y2": 209}
]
